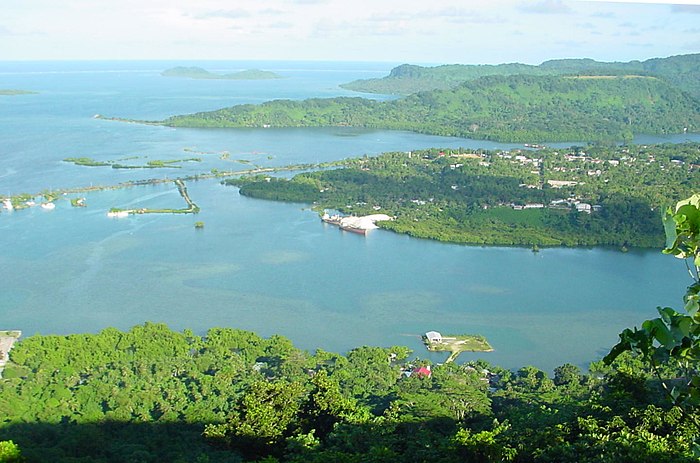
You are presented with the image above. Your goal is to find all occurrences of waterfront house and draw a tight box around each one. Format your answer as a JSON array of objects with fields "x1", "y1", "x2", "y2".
[{"x1": 425, "y1": 331, "x2": 442, "y2": 343}]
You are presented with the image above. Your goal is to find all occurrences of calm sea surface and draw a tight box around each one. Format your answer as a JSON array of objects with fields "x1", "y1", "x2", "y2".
[{"x1": 1, "y1": 61, "x2": 698, "y2": 371}]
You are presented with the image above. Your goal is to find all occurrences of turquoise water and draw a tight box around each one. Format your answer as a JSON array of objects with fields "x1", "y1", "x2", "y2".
[{"x1": 0, "y1": 61, "x2": 696, "y2": 371}]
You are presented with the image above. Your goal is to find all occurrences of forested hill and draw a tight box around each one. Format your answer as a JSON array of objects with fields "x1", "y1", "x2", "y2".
[
  {"x1": 163, "y1": 74, "x2": 700, "y2": 143},
  {"x1": 341, "y1": 53, "x2": 700, "y2": 97}
]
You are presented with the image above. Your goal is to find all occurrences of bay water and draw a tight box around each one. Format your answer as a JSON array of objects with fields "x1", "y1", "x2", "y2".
[{"x1": 1, "y1": 61, "x2": 697, "y2": 371}]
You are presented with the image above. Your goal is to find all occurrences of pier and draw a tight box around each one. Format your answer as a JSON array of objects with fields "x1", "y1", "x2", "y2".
[
  {"x1": 423, "y1": 332, "x2": 493, "y2": 363},
  {"x1": 0, "y1": 330, "x2": 21, "y2": 377},
  {"x1": 116, "y1": 178, "x2": 201, "y2": 215},
  {"x1": 1, "y1": 163, "x2": 324, "y2": 215}
]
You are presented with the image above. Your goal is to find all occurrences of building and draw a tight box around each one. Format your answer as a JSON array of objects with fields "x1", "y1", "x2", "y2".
[
  {"x1": 411, "y1": 365, "x2": 432, "y2": 378},
  {"x1": 425, "y1": 331, "x2": 442, "y2": 343}
]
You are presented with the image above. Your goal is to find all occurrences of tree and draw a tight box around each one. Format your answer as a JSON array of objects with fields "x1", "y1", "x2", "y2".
[
  {"x1": 605, "y1": 193, "x2": 700, "y2": 453},
  {"x1": 205, "y1": 380, "x2": 306, "y2": 459},
  {"x1": 0, "y1": 441, "x2": 22, "y2": 463}
]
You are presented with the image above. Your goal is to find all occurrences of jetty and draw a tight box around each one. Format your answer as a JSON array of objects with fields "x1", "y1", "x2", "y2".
[
  {"x1": 423, "y1": 331, "x2": 493, "y2": 363},
  {"x1": 0, "y1": 330, "x2": 21, "y2": 377},
  {"x1": 2, "y1": 163, "x2": 327, "y2": 216}
]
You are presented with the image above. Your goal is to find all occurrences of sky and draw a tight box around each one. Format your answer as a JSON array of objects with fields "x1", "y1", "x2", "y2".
[{"x1": 1, "y1": 0, "x2": 699, "y2": 64}]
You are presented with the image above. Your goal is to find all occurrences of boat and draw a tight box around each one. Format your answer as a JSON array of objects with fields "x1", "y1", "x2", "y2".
[
  {"x1": 321, "y1": 213, "x2": 342, "y2": 226},
  {"x1": 107, "y1": 210, "x2": 130, "y2": 218},
  {"x1": 339, "y1": 223, "x2": 367, "y2": 235}
]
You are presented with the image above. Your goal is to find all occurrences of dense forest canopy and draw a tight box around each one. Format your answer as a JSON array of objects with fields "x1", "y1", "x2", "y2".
[
  {"x1": 1, "y1": 318, "x2": 698, "y2": 462},
  {"x1": 163, "y1": 74, "x2": 700, "y2": 143}
]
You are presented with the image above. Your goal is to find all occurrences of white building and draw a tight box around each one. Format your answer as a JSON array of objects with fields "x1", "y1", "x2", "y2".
[{"x1": 425, "y1": 331, "x2": 442, "y2": 343}]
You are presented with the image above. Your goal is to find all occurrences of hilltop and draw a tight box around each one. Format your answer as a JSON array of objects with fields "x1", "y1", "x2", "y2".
[{"x1": 341, "y1": 53, "x2": 700, "y2": 99}]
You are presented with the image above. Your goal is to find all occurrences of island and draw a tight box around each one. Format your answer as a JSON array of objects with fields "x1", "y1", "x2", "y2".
[
  {"x1": 152, "y1": 53, "x2": 700, "y2": 143},
  {"x1": 161, "y1": 66, "x2": 283, "y2": 80},
  {"x1": 63, "y1": 156, "x2": 201, "y2": 169},
  {"x1": 0, "y1": 89, "x2": 37, "y2": 96}
]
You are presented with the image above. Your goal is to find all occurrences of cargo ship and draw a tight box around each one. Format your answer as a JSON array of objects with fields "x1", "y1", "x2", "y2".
[
  {"x1": 321, "y1": 212, "x2": 393, "y2": 235},
  {"x1": 339, "y1": 223, "x2": 367, "y2": 235},
  {"x1": 321, "y1": 213, "x2": 342, "y2": 225}
]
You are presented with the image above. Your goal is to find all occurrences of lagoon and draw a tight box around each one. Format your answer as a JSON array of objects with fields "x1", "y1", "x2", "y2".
[{"x1": 0, "y1": 61, "x2": 696, "y2": 372}]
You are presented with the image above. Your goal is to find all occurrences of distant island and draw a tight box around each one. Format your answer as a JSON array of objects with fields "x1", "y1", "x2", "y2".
[
  {"x1": 341, "y1": 53, "x2": 700, "y2": 98},
  {"x1": 161, "y1": 66, "x2": 283, "y2": 80},
  {"x1": 0, "y1": 89, "x2": 37, "y2": 96}
]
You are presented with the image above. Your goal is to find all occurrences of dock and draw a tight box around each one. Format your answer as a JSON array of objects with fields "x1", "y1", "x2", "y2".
[
  {"x1": 423, "y1": 331, "x2": 493, "y2": 363},
  {"x1": 0, "y1": 330, "x2": 21, "y2": 376}
]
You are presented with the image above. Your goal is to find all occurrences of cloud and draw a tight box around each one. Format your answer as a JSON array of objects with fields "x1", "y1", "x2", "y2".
[
  {"x1": 259, "y1": 8, "x2": 285, "y2": 16},
  {"x1": 192, "y1": 9, "x2": 251, "y2": 20},
  {"x1": 267, "y1": 21, "x2": 294, "y2": 29},
  {"x1": 519, "y1": 0, "x2": 573, "y2": 14},
  {"x1": 590, "y1": 11, "x2": 616, "y2": 18},
  {"x1": 0, "y1": 25, "x2": 10, "y2": 35},
  {"x1": 427, "y1": 7, "x2": 505, "y2": 24},
  {"x1": 685, "y1": 39, "x2": 700, "y2": 50},
  {"x1": 576, "y1": 21, "x2": 598, "y2": 29},
  {"x1": 671, "y1": 5, "x2": 700, "y2": 13}
]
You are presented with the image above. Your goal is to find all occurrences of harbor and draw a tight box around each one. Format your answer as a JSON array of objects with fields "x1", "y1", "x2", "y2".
[{"x1": 321, "y1": 212, "x2": 393, "y2": 235}]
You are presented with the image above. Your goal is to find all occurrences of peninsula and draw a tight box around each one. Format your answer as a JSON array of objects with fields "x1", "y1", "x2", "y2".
[
  {"x1": 161, "y1": 66, "x2": 283, "y2": 80},
  {"x1": 227, "y1": 142, "x2": 700, "y2": 248}
]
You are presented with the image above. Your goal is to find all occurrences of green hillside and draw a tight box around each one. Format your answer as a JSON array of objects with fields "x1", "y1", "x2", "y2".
[
  {"x1": 342, "y1": 53, "x2": 700, "y2": 98},
  {"x1": 164, "y1": 74, "x2": 700, "y2": 143}
]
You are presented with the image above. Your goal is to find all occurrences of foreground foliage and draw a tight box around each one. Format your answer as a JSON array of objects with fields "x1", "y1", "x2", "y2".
[
  {"x1": 606, "y1": 193, "x2": 700, "y2": 453},
  {"x1": 0, "y1": 322, "x2": 698, "y2": 462}
]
